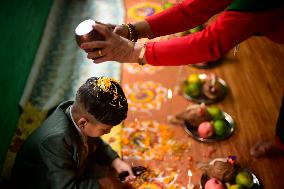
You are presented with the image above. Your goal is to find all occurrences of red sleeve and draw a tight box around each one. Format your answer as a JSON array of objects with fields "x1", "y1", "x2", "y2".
[
  {"x1": 145, "y1": 10, "x2": 259, "y2": 66},
  {"x1": 145, "y1": 0, "x2": 232, "y2": 37}
]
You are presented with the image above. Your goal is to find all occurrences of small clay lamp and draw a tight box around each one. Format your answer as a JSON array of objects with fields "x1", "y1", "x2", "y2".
[{"x1": 75, "y1": 19, "x2": 105, "y2": 52}]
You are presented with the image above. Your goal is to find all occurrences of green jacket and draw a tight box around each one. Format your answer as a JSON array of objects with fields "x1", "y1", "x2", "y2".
[{"x1": 12, "y1": 101, "x2": 119, "y2": 189}]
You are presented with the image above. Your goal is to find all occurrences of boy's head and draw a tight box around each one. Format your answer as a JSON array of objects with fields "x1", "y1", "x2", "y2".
[{"x1": 72, "y1": 76, "x2": 128, "y2": 137}]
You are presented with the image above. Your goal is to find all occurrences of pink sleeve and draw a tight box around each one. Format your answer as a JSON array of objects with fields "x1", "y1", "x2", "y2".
[
  {"x1": 145, "y1": 11, "x2": 259, "y2": 66},
  {"x1": 145, "y1": 0, "x2": 232, "y2": 37}
]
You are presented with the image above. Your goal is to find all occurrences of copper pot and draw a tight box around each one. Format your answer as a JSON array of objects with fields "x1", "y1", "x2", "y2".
[{"x1": 75, "y1": 19, "x2": 105, "y2": 52}]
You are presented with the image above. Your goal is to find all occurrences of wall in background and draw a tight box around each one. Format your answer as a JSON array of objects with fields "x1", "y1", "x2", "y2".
[{"x1": 0, "y1": 0, "x2": 54, "y2": 172}]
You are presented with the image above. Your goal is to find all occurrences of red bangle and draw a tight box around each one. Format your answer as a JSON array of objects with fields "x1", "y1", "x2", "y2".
[{"x1": 138, "y1": 42, "x2": 147, "y2": 66}]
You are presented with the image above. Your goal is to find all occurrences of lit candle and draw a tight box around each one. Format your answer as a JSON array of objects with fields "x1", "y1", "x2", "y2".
[
  {"x1": 187, "y1": 170, "x2": 193, "y2": 189},
  {"x1": 134, "y1": 118, "x2": 139, "y2": 124},
  {"x1": 167, "y1": 89, "x2": 173, "y2": 100},
  {"x1": 167, "y1": 89, "x2": 173, "y2": 116}
]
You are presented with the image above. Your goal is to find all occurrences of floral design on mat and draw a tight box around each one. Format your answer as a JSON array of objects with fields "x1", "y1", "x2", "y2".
[
  {"x1": 124, "y1": 81, "x2": 168, "y2": 112},
  {"x1": 122, "y1": 120, "x2": 189, "y2": 161},
  {"x1": 124, "y1": 63, "x2": 163, "y2": 74},
  {"x1": 128, "y1": 2, "x2": 163, "y2": 21},
  {"x1": 1, "y1": 103, "x2": 48, "y2": 178}
]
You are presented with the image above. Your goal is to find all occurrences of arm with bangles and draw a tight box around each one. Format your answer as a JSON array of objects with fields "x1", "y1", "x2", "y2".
[
  {"x1": 115, "y1": 0, "x2": 232, "y2": 39},
  {"x1": 145, "y1": 9, "x2": 262, "y2": 66},
  {"x1": 81, "y1": 0, "x2": 232, "y2": 65},
  {"x1": 88, "y1": 0, "x2": 231, "y2": 65},
  {"x1": 113, "y1": 0, "x2": 233, "y2": 65}
]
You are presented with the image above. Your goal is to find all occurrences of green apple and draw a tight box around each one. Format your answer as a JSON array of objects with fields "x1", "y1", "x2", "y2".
[
  {"x1": 229, "y1": 184, "x2": 246, "y2": 189},
  {"x1": 213, "y1": 119, "x2": 227, "y2": 136},
  {"x1": 235, "y1": 171, "x2": 254, "y2": 188},
  {"x1": 185, "y1": 83, "x2": 201, "y2": 97},
  {"x1": 187, "y1": 74, "x2": 201, "y2": 84},
  {"x1": 207, "y1": 106, "x2": 224, "y2": 120}
]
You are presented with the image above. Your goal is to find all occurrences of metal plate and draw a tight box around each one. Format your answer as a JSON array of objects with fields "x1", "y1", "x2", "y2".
[
  {"x1": 181, "y1": 74, "x2": 228, "y2": 105},
  {"x1": 200, "y1": 168, "x2": 263, "y2": 189},
  {"x1": 184, "y1": 112, "x2": 234, "y2": 143}
]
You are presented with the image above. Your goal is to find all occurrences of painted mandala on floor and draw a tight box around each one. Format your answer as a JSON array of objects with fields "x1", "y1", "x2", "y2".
[
  {"x1": 128, "y1": 2, "x2": 163, "y2": 21},
  {"x1": 122, "y1": 120, "x2": 189, "y2": 161},
  {"x1": 126, "y1": 166, "x2": 184, "y2": 189},
  {"x1": 121, "y1": 120, "x2": 188, "y2": 189},
  {"x1": 123, "y1": 81, "x2": 168, "y2": 112},
  {"x1": 124, "y1": 63, "x2": 163, "y2": 74}
]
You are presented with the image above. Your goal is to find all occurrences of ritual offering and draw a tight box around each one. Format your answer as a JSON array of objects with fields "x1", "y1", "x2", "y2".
[
  {"x1": 75, "y1": 19, "x2": 105, "y2": 51},
  {"x1": 181, "y1": 73, "x2": 228, "y2": 104},
  {"x1": 168, "y1": 104, "x2": 234, "y2": 142},
  {"x1": 199, "y1": 156, "x2": 263, "y2": 189}
]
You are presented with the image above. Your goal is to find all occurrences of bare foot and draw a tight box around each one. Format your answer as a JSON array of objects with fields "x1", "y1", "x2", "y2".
[{"x1": 250, "y1": 140, "x2": 284, "y2": 157}]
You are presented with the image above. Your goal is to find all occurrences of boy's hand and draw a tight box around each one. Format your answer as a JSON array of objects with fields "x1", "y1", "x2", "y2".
[{"x1": 111, "y1": 158, "x2": 136, "y2": 181}]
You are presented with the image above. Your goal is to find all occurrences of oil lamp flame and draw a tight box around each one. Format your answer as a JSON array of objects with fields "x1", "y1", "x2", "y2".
[
  {"x1": 188, "y1": 170, "x2": 192, "y2": 176},
  {"x1": 167, "y1": 89, "x2": 173, "y2": 99}
]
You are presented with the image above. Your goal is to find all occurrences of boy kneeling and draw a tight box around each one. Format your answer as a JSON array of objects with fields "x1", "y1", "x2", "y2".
[{"x1": 12, "y1": 77, "x2": 134, "y2": 189}]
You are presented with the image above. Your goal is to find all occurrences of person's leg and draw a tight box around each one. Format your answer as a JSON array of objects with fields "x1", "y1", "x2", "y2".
[{"x1": 250, "y1": 96, "x2": 284, "y2": 157}]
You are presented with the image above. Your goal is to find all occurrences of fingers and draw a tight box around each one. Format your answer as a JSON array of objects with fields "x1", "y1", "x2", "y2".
[
  {"x1": 87, "y1": 49, "x2": 104, "y2": 59},
  {"x1": 93, "y1": 55, "x2": 110, "y2": 64},
  {"x1": 95, "y1": 21, "x2": 116, "y2": 30},
  {"x1": 124, "y1": 175, "x2": 136, "y2": 182},
  {"x1": 123, "y1": 167, "x2": 136, "y2": 182},
  {"x1": 95, "y1": 20, "x2": 108, "y2": 26},
  {"x1": 81, "y1": 24, "x2": 132, "y2": 63},
  {"x1": 93, "y1": 24, "x2": 112, "y2": 38},
  {"x1": 81, "y1": 41, "x2": 106, "y2": 50}
]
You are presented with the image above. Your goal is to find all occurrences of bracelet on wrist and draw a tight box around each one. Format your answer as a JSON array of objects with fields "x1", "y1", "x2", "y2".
[{"x1": 123, "y1": 23, "x2": 138, "y2": 42}]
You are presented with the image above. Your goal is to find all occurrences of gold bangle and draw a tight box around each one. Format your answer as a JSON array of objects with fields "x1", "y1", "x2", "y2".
[
  {"x1": 123, "y1": 23, "x2": 138, "y2": 42},
  {"x1": 138, "y1": 42, "x2": 147, "y2": 66},
  {"x1": 122, "y1": 24, "x2": 131, "y2": 40}
]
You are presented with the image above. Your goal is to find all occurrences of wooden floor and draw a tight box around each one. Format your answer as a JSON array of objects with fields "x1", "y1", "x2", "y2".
[
  {"x1": 121, "y1": 1, "x2": 284, "y2": 188},
  {"x1": 185, "y1": 36, "x2": 284, "y2": 188},
  {"x1": 122, "y1": 35, "x2": 284, "y2": 188}
]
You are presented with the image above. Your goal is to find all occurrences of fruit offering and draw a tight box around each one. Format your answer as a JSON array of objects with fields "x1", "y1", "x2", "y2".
[
  {"x1": 205, "y1": 178, "x2": 226, "y2": 189},
  {"x1": 182, "y1": 73, "x2": 227, "y2": 104},
  {"x1": 199, "y1": 157, "x2": 261, "y2": 189},
  {"x1": 191, "y1": 105, "x2": 233, "y2": 141},
  {"x1": 175, "y1": 103, "x2": 212, "y2": 127},
  {"x1": 198, "y1": 121, "x2": 214, "y2": 138},
  {"x1": 168, "y1": 104, "x2": 234, "y2": 142},
  {"x1": 197, "y1": 106, "x2": 232, "y2": 139},
  {"x1": 235, "y1": 171, "x2": 254, "y2": 188},
  {"x1": 199, "y1": 157, "x2": 237, "y2": 183}
]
